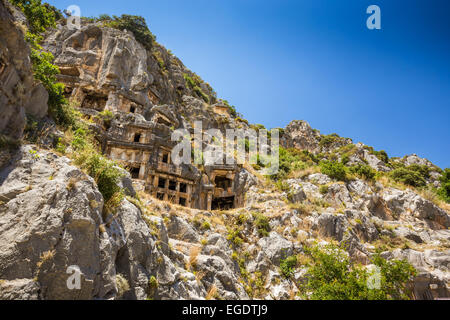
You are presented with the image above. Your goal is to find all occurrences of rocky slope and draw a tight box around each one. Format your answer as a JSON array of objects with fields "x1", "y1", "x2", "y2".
[{"x1": 0, "y1": 0, "x2": 449, "y2": 300}]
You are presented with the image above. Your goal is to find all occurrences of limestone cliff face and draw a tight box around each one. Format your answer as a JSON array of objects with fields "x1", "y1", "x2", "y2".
[
  {"x1": 0, "y1": 0, "x2": 33, "y2": 140},
  {"x1": 42, "y1": 21, "x2": 248, "y2": 133}
]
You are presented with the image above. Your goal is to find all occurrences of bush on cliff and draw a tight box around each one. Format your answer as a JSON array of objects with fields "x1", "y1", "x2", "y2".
[
  {"x1": 299, "y1": 244, "x2": 416, "y2": 300},
  {"x1": 99, "y1": 14, "x2": 155, "y2": 50},
  {"x1": 437, "y1": 168, "x2": 450, "y2": 203},
  {"x1": 320, "y1": 161, "x2": 347, "y2": 181},
  {"x1": 390, "y1": 165, "x2": 430, "y2": 188},
  {"x1": 349, "y1": 164, "x2": 376, "y2": 181},
  {"x1": 11, "y1": 0, "x2": 72, "y2": 127}
]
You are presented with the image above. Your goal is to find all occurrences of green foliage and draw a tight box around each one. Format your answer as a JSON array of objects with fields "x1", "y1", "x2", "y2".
[
  {"x1": 320, "y1": 161, "x2": 347, "y2": 181},
  {"x1": 28, "y1": 45, "x2": 71, "y2": 125},
  {"x1": 390, "y1": 165, "x2": 430, "y2": 188},
  {"x1": 275, "y1": 180, "x2": 291, "y2": 192},
  {"x1": 364, "y1": 146, "x2": 390, "y2": 163},
  {"x1": 13, "y1": 0, "x2": 72, "y2": 127},
  {"x1": 227, "y1": 226, "x2": 244, "y2": 247},
  {"x1": 60, "y1": 118, "x2": 125, "y2": 203},
  {"x1": 100, "y1": 14, "x2": 155, "y2": 50},
  {"x1": 373, "y1": 150, "x2": 389, "y2": 163},
  {"x1": 10, "y1": 0, "x2": 57, "y2": 34},
  {"x1": 349, "y1": 164, "x2": 376, "y2": 181},
  {"x1": 148, "y1": 276, "x2": 158, "y2": 289},
  {"x1": 437, "y1": 168, "x2": 450, "y2": 203},
  {"x1": 271, "y1": 147, "x2": 315, "y2": 180},
  {"x1": 407, "y1": 164, "x2": 430, "y2": 180},
  {"x1": 236, "y1": 117, "x2": 249, "y2": 125},
  {"x1": 71, "y1": 127, "x2": 88, "y2": 150},
  {"x1": 280, "y1": 255, "x2": 297, "y2": 278},
  {"x1": 183, "y1": 73, "x2": 209, "y2": 103},
  {"x1": 319, "y1": 185, "x2": 329, "y2": 195},
  {"x1": 341, "y1": 154, "x2": 350, "y2": 165},
  {"x1": 319, "y1": 133, "x2": 340, "y2": 149},
  {"x1": 220, "y1": 99, "x2": 239, "y2": 118},
  {"x1": 300, "y1": 244, "x2": 416, "y2": 300},
  {"x1": 252, "y1": 213, "x2": 271, "y2": 237},
  {"x1": 74, "y1": 148, "x2": 124, "y2": 202},
  {"x1": 201, "y1": 221, "x2": 211, "y2": 230}
]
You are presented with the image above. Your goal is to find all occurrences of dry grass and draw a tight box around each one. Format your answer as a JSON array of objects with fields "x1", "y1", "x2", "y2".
[
  {"x1": 186, "y1": 246, "x2": 202, "y2": 271},
  {"x1": 194, "y1": 270, "x2": 206, "y2": 284},
  {"x1": 116, "y1": 274, "x2": 130, "y2": 298},
  {"x1": 205, "y1": 284, "x2": 218, "y2": 300},
  {"x1": 66, "y1": 177, "x2": 79, "y2": 191},
  {"x1": 36, "y1": 250, "x2": 55, "y2": 268},
  {"x1": 290, "y1": 166, "x2": 321, "y2": 179},
  {"x1": 89, "y1": 199, "x2": 99, "y2": 209}
]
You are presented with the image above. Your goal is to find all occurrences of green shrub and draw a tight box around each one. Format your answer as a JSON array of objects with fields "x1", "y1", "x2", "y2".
[
  {"x1": 280, "y1": 255, "x2": 297, "y2": 278},
  {"x1": 373, "y1": 150, "x2": 389, "y2": 163},
  {"x1": 13, "y1": 1, "x2": 71, "y2": 128},
  {"x1": 102, "y1": 14, "x2": 155, "y2": 50},
  {"x1": 253, "y1": 213, "x2": 271, "y2": 237},
  {"x1": 148, "y1": 276, "x2": 158, "y2": 289},
  {"x1": 407, "y1": 164, "x2": 430, "y2": 180},
  {"x1": 220, "y1": 99, "x2": 238, "y2": 118},
  {"x1": 350, "y1": 164, "x2": 376, "y2": 181},
  {"x1": 227, "y1": 227, "x2": 244, "y2": 246},
  {"x1": 271, "y1": 147, "x2": 312, "y2": 180},
  {"x1": 437, "y1": 168, "x2": 450, "y2": 203},
  {"x1": 320, "y1": 161, "x2": 347, "y2": 181},
  {"x1": 81, "y1": 152, "x2": 123, "y2": 201},
  {"x1": 201, "y1": 221, "x2": 211, "y2": 231},
  {"x1": 390, "y1": 167, "x2": 427, "y2": 187},
  {"x1": 71, "y1": 127, "x2": 88, "y2": 150},
  {"x1": 341, "y1": 154, "x2": 350, "y2": 165},
  {"x1": 319, "y1": 185, "x2": 329, "y2": 195},
  {"x1": 183, "y1": 73, "x2": 209, "y2": 103},
  {"x1": 319, "y1": 134, "x2": 340, "y2": 149},
  {"x1": 10, "y1": 0, "x2": 57, "y2": 34},
  {"x1": 300, "y1": 244, "x2": 416, "y2": 300}
]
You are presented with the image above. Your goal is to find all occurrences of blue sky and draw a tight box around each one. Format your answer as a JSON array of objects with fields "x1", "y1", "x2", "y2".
[{"x1": 47, "y1": 0, "x2": 450, "y2": 168}]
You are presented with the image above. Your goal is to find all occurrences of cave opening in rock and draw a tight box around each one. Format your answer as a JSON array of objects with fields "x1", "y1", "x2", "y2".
[
  {"x1": 130, "y1": 167, "x2": 140, "y2": 179},
  {"x1": 133, "y1": 133, "x2": 141, "y2": 143},
  {"x1": 214, "y1": 176, "x2": 232, "y2": 190},
  {"x1": 158, "y1": 177, "x2": 166, "y2": 189},
  {"x1": 179, "y1": 197, "x2": 187, "y2": 207},
  {"x1": 168, "y1": 180, "x2": 177, "y2": 191},
  {"x1": 82, "y1": 93, "x2": 108, "y2": 111},
  {"x1": 212, "y1": 196, "x2": 235, "y2": 210}
]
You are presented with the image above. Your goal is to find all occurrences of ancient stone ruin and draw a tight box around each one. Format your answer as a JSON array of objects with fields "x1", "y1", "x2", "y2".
[{"x1": 49, "y1": 31, "x2": 246, "y2": 210}]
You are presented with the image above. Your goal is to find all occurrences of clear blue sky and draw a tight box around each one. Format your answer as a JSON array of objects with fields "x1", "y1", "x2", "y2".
[{"x1": 47, "y1": 0, "x2": 450, "y2": 169}]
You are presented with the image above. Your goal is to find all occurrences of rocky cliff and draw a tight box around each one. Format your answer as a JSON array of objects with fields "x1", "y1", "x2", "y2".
[{"x1": 0, "y1": 0, "x2": 449, "y2": 300}]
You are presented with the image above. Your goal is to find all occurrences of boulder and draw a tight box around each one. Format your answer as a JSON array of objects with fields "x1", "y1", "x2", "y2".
[{"x1": 257, "y1": 232, "x2": 294, "y2": 265}]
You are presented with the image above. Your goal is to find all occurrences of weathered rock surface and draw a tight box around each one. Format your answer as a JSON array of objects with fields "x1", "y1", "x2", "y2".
[
  {"x1": 281, "y1": 120, "x2": 321, "y2": 153},
  {"x1": 0, "y1": 0, "x2": 33, "y2": 140}
]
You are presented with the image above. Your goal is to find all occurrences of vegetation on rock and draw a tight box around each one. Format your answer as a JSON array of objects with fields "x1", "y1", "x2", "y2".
[{"x1": 300, "y1": 244, "x2": 416, "y2": 300}]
